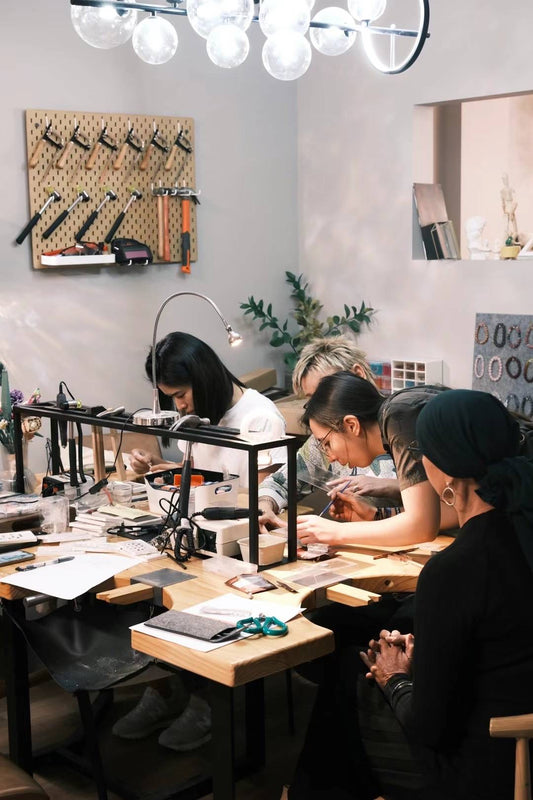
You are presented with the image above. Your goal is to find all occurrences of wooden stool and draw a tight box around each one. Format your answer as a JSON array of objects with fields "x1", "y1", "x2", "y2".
[
  {"x1": 490, "y1": 713, "x2": 533, "y2": 800},
  {"x1": 0, "y1": 754, "x2": 49, "y2": 800}
]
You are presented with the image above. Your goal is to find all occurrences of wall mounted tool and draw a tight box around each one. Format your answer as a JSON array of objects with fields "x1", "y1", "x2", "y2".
[
  {"x1": 85, "y1": 120, "x2": 117, "y2": 170},
  {"x1": 140, "y1": 123, "x2": 169, "y2": 173},
  {"x1": 75, "y1": 189, "x2": 117, "y2": 242},
  {"x1": 164, "y1": 125, "x2": 192, "y2": 172},
  {"x1": 152, "y1": 186, "x2": 170, "y2": 262},
  {"x1": 176, "y1": 187, "x2": 200, "y2": 274},
  {"x1": 113, "y1": 124, "x2": 144, "y2": 171},
  {"x1": 55, "y1": 120, "x2": 92, "y2": 170},
  {"x1": 28, "y1": 118, "x2": 63, "y2": 169},
  {"x1": 15, "y1": 189, "x2": 61, "y2": 245},
  {"x1": 105, "y1": 189, "x2": 141, "y2": 243},
  {"x1": 42, "y1": 190, "x2": 90, "y2": 239}
]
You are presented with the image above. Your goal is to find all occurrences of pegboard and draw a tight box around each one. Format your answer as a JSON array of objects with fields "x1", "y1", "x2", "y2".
[
  {"x1": 472, "y1": 313, "x2": 533, "y2": 418},
  {"x1": 24, "y1": 109, "x2": 197, "y2": 270}
]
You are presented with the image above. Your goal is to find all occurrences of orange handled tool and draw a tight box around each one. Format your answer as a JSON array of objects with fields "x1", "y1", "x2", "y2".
[{"x1": 180, "y1": 194, "x2": 191, "y2": 273}]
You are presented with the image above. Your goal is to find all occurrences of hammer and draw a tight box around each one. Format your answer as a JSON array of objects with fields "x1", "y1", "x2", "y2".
[
  {"x1": 75, "y1": 189, "x2": 117, "y2": 242},
  {"x1": 42, "y1": 190, "x2": 90, "y2": 239},
  {"x1": 140, "y1": 123, "x2": 169, "y2": 172},
  {"x1": 85, "y1": 120, "x2": 117, "y2": 170},
  {"x1": 15, "y1": 189, "x2": 61, "y2": 245},
  {"x1": 104, "y1": 189, "x2": 142, "y2": 243},
  {"x1": 56, "y1": 120, "x2": 92, "y2": 170},
  {"x1": 164, "y1": 124, "x2": 192, "y2": 172},
  {"x1": 28, "y1": 119, "x2": 63, "y2": 169},
  {"x1": 113, "y1": 124, "x2": 144, "y2": 170}
]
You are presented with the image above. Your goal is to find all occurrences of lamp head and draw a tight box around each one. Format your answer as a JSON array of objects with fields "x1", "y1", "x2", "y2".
[{"x1": 227, "y1": 327, "x2": 243, "y2": 347}]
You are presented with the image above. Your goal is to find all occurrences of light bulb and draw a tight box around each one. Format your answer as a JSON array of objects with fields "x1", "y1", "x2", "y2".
[
  {"x1": 132, "y1": 16, "x2": 178, "y2": 64},
  {"x1": 310, "y1": 7, "x2": 356, "y2": 55},
  {"x1": 71, "y1": 0, "x2": 138, "y2": 49},
  {"x1": 188, "y1": 0, "x2": 253, "y2": 39},
  {"x1": 259, "y1": 0, "x2": 311, "y2": 37},
  {"x1": 207, "y1": 24, "x2": 249, "y2": 68},
  {"x1": 347, "y1": 0, "x2": 387, "y2": 22},
  {"x1": 303, "y1": 0, "x2": 317, "y2": 9},
  {"x1": 262, "y1": 30, "x2": 312, "y2": 81}
]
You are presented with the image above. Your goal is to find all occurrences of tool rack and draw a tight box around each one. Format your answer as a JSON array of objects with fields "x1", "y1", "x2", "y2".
[
  {"x1": 24, "y1": 109, "x2": 197, "y2": 270},
  {"x1": 13, "y1": 403, "x2": 299, "y2": 566}
]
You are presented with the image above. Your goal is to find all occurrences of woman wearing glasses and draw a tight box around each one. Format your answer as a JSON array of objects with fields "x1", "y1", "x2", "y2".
[{"x1": 296, "y1": 371, "x2": 453, "y2": 547}]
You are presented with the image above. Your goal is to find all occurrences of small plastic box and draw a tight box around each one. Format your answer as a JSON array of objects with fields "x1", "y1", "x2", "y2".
[
  {"x1": 145, "y1": 467, "x2": 238, "y2": 515},
  {"x1": 238, "y1": 533, "x2": 286, "y2": 566}
]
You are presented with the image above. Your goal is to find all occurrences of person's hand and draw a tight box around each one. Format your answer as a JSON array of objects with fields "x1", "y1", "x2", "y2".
[
  {"x1": 130, "y1": 449, "x2": 155, "y2": 475},
  {"x1": 328, "y1": 492, "x2": 376, "y2": 522},
  {"x1": 296, "y1": 514, "x2": 343, "y2": 546},
  {"x1": 360, "y1": 629, "x2": 414, "y2": 688},
  {"x1": 258, "y1": 505, "x2": 287, "y2": 534},
  {"x1": 328, "y1": 475, "x2": 401, "y2": 501}
]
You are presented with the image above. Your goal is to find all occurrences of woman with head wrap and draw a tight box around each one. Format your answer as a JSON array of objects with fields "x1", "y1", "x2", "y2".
[{"x1": 362, "y1": 389, "x2": 533, "y2": 799}]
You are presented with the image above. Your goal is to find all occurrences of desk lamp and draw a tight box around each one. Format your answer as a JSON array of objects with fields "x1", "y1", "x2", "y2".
[{"x1": 133, "y1": 291, "x2": 242, "y2": 427}]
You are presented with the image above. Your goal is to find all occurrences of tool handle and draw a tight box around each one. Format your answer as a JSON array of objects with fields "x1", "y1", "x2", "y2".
[
  {"x1": 56, "y1": 140, "x2": 74, "y2": 170},
  {"x1": 113, "y1": 142, "x2": 129, "y2": 170},
  {"x1": 75, "y1": 210, "x2": 98, "y2": 242},
  {"x1": 163, "y1": 195, "x2": 170, "y2": 262},
  {"x1": 42, "y1": 209, "x2": 68, "y2": 239},
  {"x1": 85, "y1": 142, "x2": 102, "y2": 170},
  {"x1": 105, "y1": 211, "x2": 125, "y2": 244},
  {"x1": 139, "y1": 145, "x2": 152, "y2": 171},
  {"x1": 29, "y1": 138, "x2": 46, "y2": 168},
  {"x1": 16, "y1": 212, "x2": 41, "y2": 245},
  {"x1": 157, "y1": 195, "x2": 164, "y2": 259},
  {"x1": 164, "y1": 144, "x2": 177, "y2": 171},
  {"x1": 181, "y1": 198, "x2": 191, "y2": 273}
]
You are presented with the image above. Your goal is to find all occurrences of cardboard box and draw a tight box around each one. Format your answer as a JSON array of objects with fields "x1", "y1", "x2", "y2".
[{"x1": 274, "y1": 395, "x2": 307, "y2": 435}]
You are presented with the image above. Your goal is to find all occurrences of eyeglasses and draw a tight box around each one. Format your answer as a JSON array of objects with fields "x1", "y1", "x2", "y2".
[{"x1": 315, "y1": 428, "x2": 335, "y2": 454}]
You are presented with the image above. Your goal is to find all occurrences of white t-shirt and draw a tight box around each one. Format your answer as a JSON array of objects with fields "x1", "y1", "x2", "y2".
[{"x1": 179, "y1": 389, "x2": 287, "y2": 488}]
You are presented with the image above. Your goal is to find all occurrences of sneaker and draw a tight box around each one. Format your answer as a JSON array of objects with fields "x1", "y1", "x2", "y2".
[
  {"x1": 112, "y1": 686, "x2": 183, "y2": 740},
  {"x1": 158, "y1": 695, "x2": 212, "y2": 752}
]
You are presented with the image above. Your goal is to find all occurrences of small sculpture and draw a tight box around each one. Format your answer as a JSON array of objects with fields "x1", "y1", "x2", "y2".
[
  {"x1": 501, "y1": 173, "x2": 519, "y2": 245},
  {"x1": 465, "y1": 216, "x2": 491, "y2": 260}
]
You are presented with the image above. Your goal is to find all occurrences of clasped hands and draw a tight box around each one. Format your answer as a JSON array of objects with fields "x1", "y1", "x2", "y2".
[{"x1": 360, "y1": 629, "x2": 415, "y2": 689}]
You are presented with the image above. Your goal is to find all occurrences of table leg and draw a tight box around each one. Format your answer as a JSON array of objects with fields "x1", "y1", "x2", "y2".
[
  {"x1": 209, "y1": 681, "x2": 235, "y2": 800},
  {"x1": 2, "y1": 600, "x2": 33, "y2": 773},
  {"x1": 245, "y1": 679, "x2": 265, "y2": 770}
]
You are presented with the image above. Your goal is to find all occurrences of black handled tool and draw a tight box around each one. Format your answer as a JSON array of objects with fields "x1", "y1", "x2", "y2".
[
  {"x1": 104, "y1": 189, "x2": 141, "y2": 243},
  {"x1": 75, "y1": 189, "x2": 117, "y2": 241},
  {"x1": 16, "y1": 190, "x2": 61, "y2": 245},
  {"x1": 28, "y1": 118, "x2": 63, "y2": 169},
  {"x1": 42, "y1": 190, "x2": 90, "y2": 239}
]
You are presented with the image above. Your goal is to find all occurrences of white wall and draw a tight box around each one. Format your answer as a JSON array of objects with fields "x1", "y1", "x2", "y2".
[
  {"x1": 298, "y1": 0, "x2": 533, "y2": 391},
  {"x1": 1, "y1": 1, "x2": 298, "y2": 469}
]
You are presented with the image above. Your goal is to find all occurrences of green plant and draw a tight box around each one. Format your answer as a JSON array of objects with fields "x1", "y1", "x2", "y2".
[{"x1": 240, "y1": 271, "x2": 375, "y2": 371}]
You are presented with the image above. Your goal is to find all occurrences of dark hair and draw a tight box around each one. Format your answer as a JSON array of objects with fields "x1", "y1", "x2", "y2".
[
  {"x1": 302, "y1": 371, "x2": 385, "y2": 430},
  {"x1": 145, "y1": 331, "x2": 244, "y2": 424}
]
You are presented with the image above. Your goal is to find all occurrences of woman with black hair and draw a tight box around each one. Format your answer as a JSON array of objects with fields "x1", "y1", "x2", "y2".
[
  {"x1": 296, "y1": 371, "x2": 454, "y2": 547},
  {"x1": 130, "y1": 331, "x2": 286, "y2": 487}
]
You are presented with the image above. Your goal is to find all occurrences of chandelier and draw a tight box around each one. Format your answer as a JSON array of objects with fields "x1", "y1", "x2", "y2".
[{"x1": 70, "y1": 0, "x2": 430, "y2": 80}]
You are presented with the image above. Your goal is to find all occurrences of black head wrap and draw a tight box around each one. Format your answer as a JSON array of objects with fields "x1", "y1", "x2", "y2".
[{"x1": 416, "y1": 389, "x2": 533, "y2": 572}]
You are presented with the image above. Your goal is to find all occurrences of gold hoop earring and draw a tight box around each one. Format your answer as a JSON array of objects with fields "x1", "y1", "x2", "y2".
[{"x1": 441, "y1": 484, "x2": 456, "y2": 507}]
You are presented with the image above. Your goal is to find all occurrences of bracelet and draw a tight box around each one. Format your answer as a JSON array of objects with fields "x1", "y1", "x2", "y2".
[
  {"x1": 475, "y1": 321, "x2": 489, "y2": 345},
  {"x1": 389, "y1": 679, "x2": 413, "y2": 702},
  {"x1": 526, "y1": 324, "x2": 533, "y2": 349},
  {"x1": 525, "y1": 359, "x2": 533, "y2": 384},
  {"x1": 493, "y1": 322, "x2": 507, "y2": 348},
  {"x1": 522, "y1": 396, "x2": 533, "y2": 418},
  {"x1": 488, "y1": 355, "x2": 503, "y2": 382},
  {"x1": 474, "y1": 354, "x2": 484, "y2": 379},
  {"x1": 505, "y1": 355, "x2": 522, "y2": 380},
  {"x1": 505, "y1": 393, "x2": 520, "y2": 412},
  {"x1": 508, "y1": 324, "x2": 522, "y2": 349}
]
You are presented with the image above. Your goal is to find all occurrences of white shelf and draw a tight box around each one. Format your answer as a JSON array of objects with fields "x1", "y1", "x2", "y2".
[
  {"x1": 40, "y1": 254, "x2": 116, "y2": 267},
  {"x1": 391, "y1": 359, "x2": 443, "y2": 391}
]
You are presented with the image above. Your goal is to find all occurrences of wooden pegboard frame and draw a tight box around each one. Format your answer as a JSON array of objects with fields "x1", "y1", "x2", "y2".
[{"x1": 24, "y1": 109, "x2": 197, "y2": 270}]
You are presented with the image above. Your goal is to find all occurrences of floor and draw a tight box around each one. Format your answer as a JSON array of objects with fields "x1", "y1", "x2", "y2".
[{"x1": 0, "y1": 667, "x2": 316, "y2": 800}]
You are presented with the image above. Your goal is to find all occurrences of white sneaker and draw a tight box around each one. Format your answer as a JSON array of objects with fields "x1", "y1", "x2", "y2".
[
  {"x1": 158, "y1": 695, "x2": 212, "y2": 752},
  {"x1": 112, "y1": 686, "x2": 183, "y2": 740}
]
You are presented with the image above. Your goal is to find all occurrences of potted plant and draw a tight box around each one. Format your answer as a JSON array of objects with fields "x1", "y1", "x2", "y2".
[{"x1": 241, "y1": 271, "x2": 375, "y2": 374}]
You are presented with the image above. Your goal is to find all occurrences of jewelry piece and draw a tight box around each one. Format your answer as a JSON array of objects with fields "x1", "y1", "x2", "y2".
[
  {"x1": 475, "y1": 321, "x2": 489, "y2": 345},
  {"x1": 441, "y1": 484, "x2": 456, "y2": 507},
  {"x1": 505, "y1": 355, "x2": 522, "y2": 380},
  {"x1": 473, "y1": 354, "x2": 484, "y2": 379},
  {"x1": 488, "y1": 355, "x2": 503, "y2": 382},
  {"x1": 522, "y1": 396, "x2": 533, "y2": 418},
  {"x1": 493, "y1": 322, "x2": 507, "y2": 348},
  {"x1": 525, "y1": 324, "x2": 533, "y2": 349},
  {"x1": 525, "y1": 359, "x2": 533, "y2": 384},
  {"x1": 507, "y1": 325, "x2": 522, "y2": 349},
  {"x1": 505, "y1": 393, "x2": 520, "y2": 412}
]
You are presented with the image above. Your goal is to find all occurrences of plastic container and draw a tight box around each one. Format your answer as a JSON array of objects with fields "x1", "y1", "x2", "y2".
[{"x1": 238, "y1": 533, "x2": 286, "y2": 566}]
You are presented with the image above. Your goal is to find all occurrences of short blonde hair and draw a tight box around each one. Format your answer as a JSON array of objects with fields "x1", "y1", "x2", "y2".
[{"x1": 292, "y1": 336, "x2": 377, "y2": 394}]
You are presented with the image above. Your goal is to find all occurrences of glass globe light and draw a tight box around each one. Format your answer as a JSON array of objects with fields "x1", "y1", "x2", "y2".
[
  {"x1": 132, "y1": 16, "x2": 178, "y2": 65},
  {"x1": 262, "y1": 30, "x2": 312, "y2": 81},
  {"x1": 207, "y1": 23, "x2": 249, "y2": 68},
  {"x1": 310, "y1": 7, "x2": 356, "y2": 55},
  {"x1": 303, "y1": 0, "x2": 316, "y2": 9},
  {"x1": 188, "y1": 0, "x2": 253, "y2": 39},
  {"x1": 259, "y1": 0, "x2": 311, "y2": 37},
  {"x1": 71, "y1": 0, "x2": 137, "y2": 49},
  {"x1": 347, "y1": 0, "x2": 387, "y2": 22}
]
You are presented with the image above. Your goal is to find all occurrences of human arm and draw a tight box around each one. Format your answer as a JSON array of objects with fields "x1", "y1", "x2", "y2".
[{"x1": 327, "y1": 474, "x2": 402, "y2": 503}]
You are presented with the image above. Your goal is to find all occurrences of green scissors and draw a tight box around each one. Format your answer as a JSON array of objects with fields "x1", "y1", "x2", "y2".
[{"x1": 236, "y1": 613, "x2": 288, "y2": 637}]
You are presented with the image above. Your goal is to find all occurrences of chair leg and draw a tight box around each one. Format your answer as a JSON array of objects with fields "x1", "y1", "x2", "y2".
[
  {"x1": 285, "y1": 669, "x2": 295, "y2": 736},
  {"x1": 75, "y1": 690, "x2": 108, "y2": 800},
  {"x1": 515, "y1": 737, "x2": 531, "y2": 800}
]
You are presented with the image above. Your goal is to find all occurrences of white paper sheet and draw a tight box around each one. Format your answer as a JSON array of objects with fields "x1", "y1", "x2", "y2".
[
  {"x1": 1, "y1": 553, "x2": 143, "y2": 600},
  {"x1": 131, "y1": 593, "x2": 304, "y2": 652}
]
